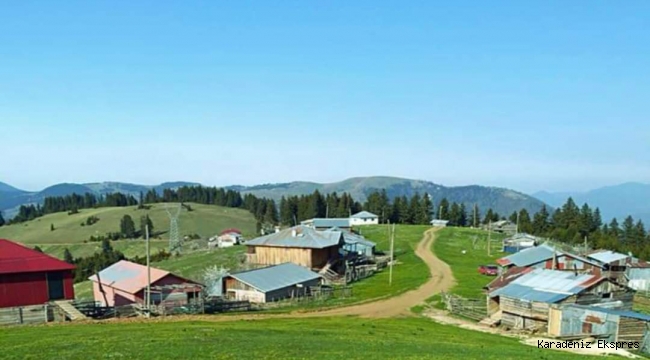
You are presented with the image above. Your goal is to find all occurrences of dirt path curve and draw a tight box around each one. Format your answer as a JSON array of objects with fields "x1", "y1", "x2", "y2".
[{"x1": 310, "y1": 227, "x2": 455, "y2": 318}]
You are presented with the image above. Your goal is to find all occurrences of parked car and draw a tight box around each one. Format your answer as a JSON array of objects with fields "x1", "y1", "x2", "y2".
[{"x1": 478, "y1": 265, "x2": 499, "y2": 276}]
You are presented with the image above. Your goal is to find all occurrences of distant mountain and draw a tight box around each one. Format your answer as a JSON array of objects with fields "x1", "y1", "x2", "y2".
[
  {"x1": 533, "y1": 182, "x2": 650, "y2": 224},
  {"x1": 0, "y1": 177, "x2": 549, "y2": 221},
  {"x1": 229, "y1": 176, "x2": 548, "y2": 217},
  {"x1": 0, "y1": 181, "x2": 200, "y2": 219}
]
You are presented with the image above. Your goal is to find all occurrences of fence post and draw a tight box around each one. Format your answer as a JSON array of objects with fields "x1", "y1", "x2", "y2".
[
  {"x1": 44, "y1": 305, "x2": 48, "y2": 323},
  {"x1": 18, "y1": 307, "x2": 23, "y2": 324}
]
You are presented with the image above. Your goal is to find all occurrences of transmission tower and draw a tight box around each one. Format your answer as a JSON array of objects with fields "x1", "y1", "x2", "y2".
[{"x1": 166, "y1": 203, "x2": 182, "y2": 254}]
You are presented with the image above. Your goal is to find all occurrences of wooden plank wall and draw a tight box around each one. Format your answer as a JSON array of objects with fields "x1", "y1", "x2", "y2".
[
  {"x1": 617, "y1": 318, "x2": 648, "y2": 343},
  {"x1": 251, "y1": 246, "x2": 314, "y2": 268}
]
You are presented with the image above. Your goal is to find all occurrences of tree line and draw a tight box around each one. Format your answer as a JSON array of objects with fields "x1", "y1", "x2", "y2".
[{"x1": 278, "y1": 191, "x2": 362, "y2": 226}]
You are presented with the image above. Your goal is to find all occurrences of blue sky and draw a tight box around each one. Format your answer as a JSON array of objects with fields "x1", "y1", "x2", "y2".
[{"x1": 1, "y1": 1, "x2": 649, "y2": 193}]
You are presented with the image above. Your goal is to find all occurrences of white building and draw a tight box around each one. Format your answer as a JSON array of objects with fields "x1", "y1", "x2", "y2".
[
  {"x1": 350, "y1": 211, "x2": 379, "y2": 226},
  {"x1": 430, "y1": 219, "x2": 449, "y2": 228}
]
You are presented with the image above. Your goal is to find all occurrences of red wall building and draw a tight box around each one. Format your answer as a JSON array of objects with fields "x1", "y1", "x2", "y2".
[{"x1": 0, "y1": 239, "x2": 75, "y2": 308}]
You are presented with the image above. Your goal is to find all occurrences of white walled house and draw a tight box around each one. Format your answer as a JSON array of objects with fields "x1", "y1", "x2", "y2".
[{"x1": 350, "y1": 211, "x2": 379, "y2": 226}]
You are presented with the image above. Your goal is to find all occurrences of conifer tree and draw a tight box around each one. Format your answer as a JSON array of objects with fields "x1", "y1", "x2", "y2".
[
  {"x1": 63, "y1": 248, "x2": 74, "y2": 264},
  {"x1": 0, "y1": 211, "x2": 5, "y2": 227}
]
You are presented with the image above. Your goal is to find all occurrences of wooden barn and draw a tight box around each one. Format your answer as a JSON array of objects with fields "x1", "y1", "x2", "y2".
[
  {"x1": 0, "y1": 239, "x2": 75, "y2": 308},
  {"x1": 89, "y1": 260, "x2": 202, "y2": 307},
  {"x1": 223, "y1": 263, "x2": 322, "y2": 303},
  {"x1": 245, "y1": 226, "x2": 344, "y2": 271},
  {"x1": 488, "y1": 268, "x2": 634, "y2": 331},
  {"x1": 548, "y1": 304, "x2": 650, "y2": 344}
]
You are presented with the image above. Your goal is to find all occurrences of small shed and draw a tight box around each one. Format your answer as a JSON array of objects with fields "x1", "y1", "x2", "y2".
[
  {"x1": 430, "y1": 219, "x2": 449, "y2": 228},
  {"x1": 0, "y1": 239, "x2": 75, "y2": 308},
  {"x1": 548, "y1": 304, "x2": 650, "y2": 343},
  {"x1": 223, "y1": 263, "x2": 322, "y2": 303},
  {"x1": 350, "y1": 211, "x2": 379, "y2": 226},
  {"x1": 89, "y1": 260, "x2": 202, "y2": 307},
  {"x1": 626, "y1": 261, "x2": 650, "y2": 292},
  {"x1": 502, "y1": 233, "x2": 540, "y2": 253}
]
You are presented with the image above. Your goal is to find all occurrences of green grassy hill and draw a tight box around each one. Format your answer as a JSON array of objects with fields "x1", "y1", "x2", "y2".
[{"x1": 0, "y1": 203, "x2": 257, "y2": 258}]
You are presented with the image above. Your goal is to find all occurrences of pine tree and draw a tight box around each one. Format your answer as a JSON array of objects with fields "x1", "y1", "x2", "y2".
[
  {"x1": 33, "y1": 246, "x2": 43, "y2": 253},
  {"x1": 518, "y1": 209, "x2": 533, "y2": 234},
  {"x1": 263, "y1": 200, "x2": 279, "y2": 225},
  {"x1": 279, "y1": 196, "x2": 294, "y2": 225},
  {"x1": 438, "y1": 198, "x2": 450, "y2": 220},
  {"x1": 483, "y1": 209, "x2": 494, "y2": 225},
  {"x1": 408, "y1": 193, "x2": 422, "y2": 224},
  {"x1": 63, "y1": 248, "x2": 74, "y2": 264},
  {"x1": 532, "y1": 205, "x2": 550, "y2": 235},
  {"x1": 458, "y1": 203, "x2": 468, "y2": 227},
  {"x1": 449, "y1": 202, "x2": 461, "y2": 226},
  {"x1": 472, "y1": 204, "x2": 480, "y2": 228},
  {"x1": 0, "y1": 211, "x2": 4, "y2": 227},
  {"x1": 509, "y1": 211, "x2": 518, "y2": 224},
  {"x1": 420, "y1": 193, "x2": 433, "y2": 225},
  {"x1": 120, "y1": 215, "x2": 136, "y2": 239},
  {"x1": 139, "y1": 215, "x2": 154, "y2": 238},
  {"x1": 50, "y1": 223, "x2": 55, "y2": 231}
]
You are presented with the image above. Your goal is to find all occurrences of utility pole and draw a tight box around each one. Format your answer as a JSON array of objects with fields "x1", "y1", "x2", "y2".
[
  {"x1": 146, "y1": 224, "x2": 151, "y2": 317},
  {"x1": 389, "y1": 223, "x2": 395, "y2": 286},
  {"x1": 326, "y1": 204, "x2": 329, "y2": 219},
  {"x1": 439, "y1": 205, "x2": 443, "y2": 220},
  {"x1": 473, "y1": 204, "x2": 477, "y2": 228},
  {"x1": 516, "y1": 211, "x2": 520, "y2": 234},
  {"x1": 487, "y1": 221, "x2": 492, "y2": 257}
]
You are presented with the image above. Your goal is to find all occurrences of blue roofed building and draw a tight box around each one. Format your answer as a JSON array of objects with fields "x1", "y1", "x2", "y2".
[
  {"x1": 222, "y1": 263, "x2": 322, "y2": 303},
  {"x1": 488, "y1": 268, "x2": 634, "y2": 331},
  {"x1": 325, "y1": 227, "x2": 376, "y2": 258},
  {"x1": 350, "y1": 211, "x2": 379, "y2": 226},
  {"x1": 301, "y1": 218, "x2": 351, "y2": 231},
  {"x1": 496, "y1": 244, "x2": 604, "y2": 273}
]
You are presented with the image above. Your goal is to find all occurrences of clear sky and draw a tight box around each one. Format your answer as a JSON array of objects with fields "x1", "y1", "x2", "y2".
[{"x1": 1, "y1": 1, "x2": 649, "y2": 194}]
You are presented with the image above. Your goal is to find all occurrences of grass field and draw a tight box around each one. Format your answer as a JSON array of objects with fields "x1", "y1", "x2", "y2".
[
  {"x1": 0, "y1": 203, "x2": 257, "y2": 258},
  {"x1": 433, "y1": 227, "x2": 507, "y2": 298},
  {"x1": 0, "y1": 317, "x2": 615, "y2": 360}
]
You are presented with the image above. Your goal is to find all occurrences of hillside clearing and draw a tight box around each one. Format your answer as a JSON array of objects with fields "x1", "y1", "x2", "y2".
[{"x1": 0, "y1": 203, "x2": 256, "y2": 256}]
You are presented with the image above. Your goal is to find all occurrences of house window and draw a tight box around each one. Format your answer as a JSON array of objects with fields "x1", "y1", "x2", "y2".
[{"x1": 602, "y1": 293, "x2": 612, "y2": 299}]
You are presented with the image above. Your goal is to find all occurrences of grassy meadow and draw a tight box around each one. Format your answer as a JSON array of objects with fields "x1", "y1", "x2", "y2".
[
  {"x1": 0, "y1": 316, "x2": 614, "y2": 360},
  {"x1": 433, "y1": 227, "x2": 507, "y2": 298},
  {"x1": 0, "y1": 202, "x2": 257, "y2": 259}
]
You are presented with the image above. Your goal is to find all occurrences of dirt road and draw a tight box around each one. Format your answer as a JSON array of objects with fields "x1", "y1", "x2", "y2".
[{"x1": 311, "y1": 227, "x2": 455, "y2": 318}]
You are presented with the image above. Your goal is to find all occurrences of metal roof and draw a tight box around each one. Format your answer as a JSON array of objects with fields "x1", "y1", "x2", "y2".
[
  {"x1": 351, "y1": 211, "x2": 378, "y2": 219},
  {"x1": 245, "y1": 226, "x2": 343, "y2": 249},
  {"x1": 497, "y1": 244, "x2": 558, "y2": 267},
  {"x1": 0, "y1": 239, "x2": 75, "y2": 275},
  {"x1": 227, "y1": 263, "x2": 321, "y2": 293},
  {"x1": 326, "y1": 227, "x2": 376, "y2": 248},
  {"x1": 301, "y1": 218, "x2": 351, "y2": 228},
  {"x1": 564, "y1": 304, "x2": 650, "y2": 322},
  {"x1": 88, "y1": 260, "x2": 197, "y2": 294},
  {"x1": 489, "y1": 268, "x2": 605, "y2": 303},
  {"x1": 587, "y1": 251, "x2": 630, "y2": 265}
]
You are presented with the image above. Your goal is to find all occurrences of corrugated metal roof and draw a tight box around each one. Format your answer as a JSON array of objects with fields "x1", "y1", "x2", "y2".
[
  {"x1": 227, "y1": 263, "x2": 321, "y2": 293},
  {"x1": 565, "y1": 304, "x2": 650, "y2": 322},
  {"x1": 245, "y1": 226, "x2": 343, "y2": 249},
  {"x1": 88, "y1": 260, "x2": 196, "y2": 294},
  {"x1": 587, "y1": 251, "x2": 630, "y2": 265},
  {"x1": 301, "y1": 218, "x2": 351, "y2": 228},
  {"x1": 485, "y1": 266, "x2": 534, "y2": 291},
  {"x1": 351, "y1": 211, "x2": 378, "y2": 219},
  {"x1": 0, "y1": 239, "x2": 75, "y2": 275},
  {"x1": 326, "y1": 227, "x2": 376, "y2": 248},
  {"x1": 497, "y1": 244, "x2": 558, "y2": 267},
  {"x1": 489, "y1": 268, "x2": 605, "y2": 303}
]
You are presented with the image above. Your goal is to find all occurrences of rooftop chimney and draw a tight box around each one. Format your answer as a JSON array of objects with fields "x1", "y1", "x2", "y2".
[{"x1": 291, "y1": 229, "x2": 297, "y2": 237}]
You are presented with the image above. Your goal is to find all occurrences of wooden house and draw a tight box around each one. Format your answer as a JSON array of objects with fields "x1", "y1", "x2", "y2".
[
  {"x1": 502, "y1": 233, "x2": 540, "y2": 254},
  {"x1": 245, "y1": 226, "x2": 344, "y2": 271},
  {"x1": 430, "y1": 219, "x2": 449, "y2": 228},
  {"x1": 488, "y1": 269, "x2": 634, "y2": 331},
  {"x1": 0, "y1": 239, "x2": 75, "y2": 308},
  {"x1": 89, "y1": 260, "x2": 202, "y2": 307},
  {"x1": 626, "y1": 261, "x2": 650, "y2": 293},
  {"x1": 223, "y1": 263, "x2": 322, "y2": 303},
  {"x1": 548, "y1": 304, "x2": 650, "y2": 344}
]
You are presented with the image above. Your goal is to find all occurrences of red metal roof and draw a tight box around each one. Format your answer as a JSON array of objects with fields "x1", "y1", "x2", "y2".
[
  {"x1": 220, "y1": 228, "x2": 242, "y2": 236},
  {"x1": 485, "y1": 266, "x2": 533, "y2": 291},
  {"x1": 0, "y1": 239, "x2": 75, "y2": 275}
]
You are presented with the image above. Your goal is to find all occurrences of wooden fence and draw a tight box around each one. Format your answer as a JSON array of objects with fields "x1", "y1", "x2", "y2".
[
  {"x1": 0, "y1": 305, "x2": 57, "y2": 326},
  {"x1": 441, "y1": 293, "x2": 487, "y2": 321}
]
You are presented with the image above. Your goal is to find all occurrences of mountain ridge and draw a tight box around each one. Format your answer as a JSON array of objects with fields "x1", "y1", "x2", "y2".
[{"x1": 533, "y1": 182, "x2": 650, "y2": 224}]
